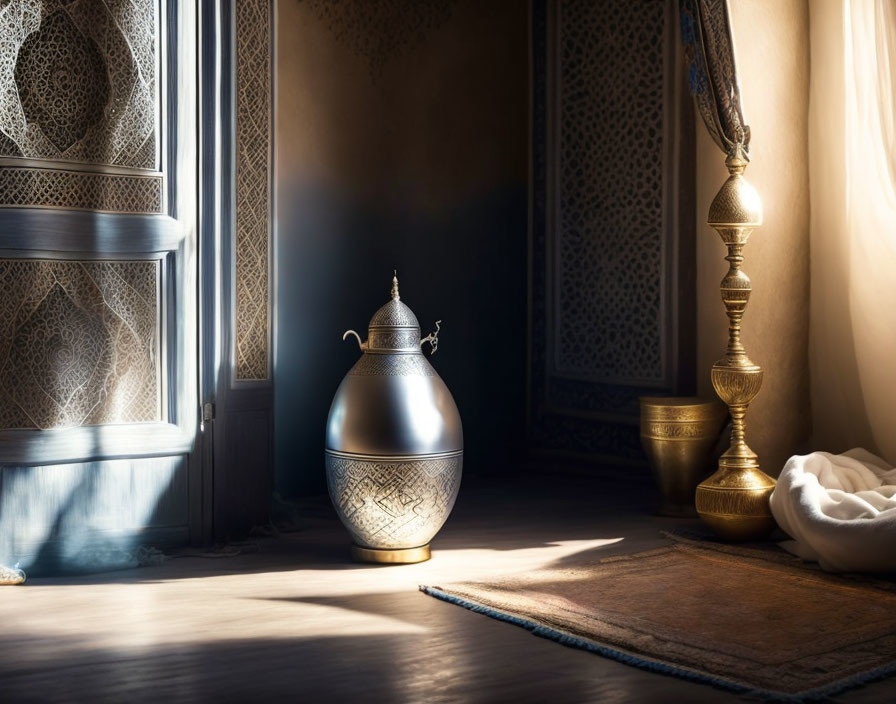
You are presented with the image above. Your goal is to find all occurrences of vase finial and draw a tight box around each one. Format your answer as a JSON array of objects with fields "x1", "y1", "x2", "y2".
[
  {"x1": 391, "y1": 270, "x2": 400, "y2": 300},
  {"x1": 726, "y1": 144, "x2": 748, "y2": 175}
]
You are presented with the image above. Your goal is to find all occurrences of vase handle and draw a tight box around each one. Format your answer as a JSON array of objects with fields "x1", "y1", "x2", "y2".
[
  {"x1": 420, "y1": 320, "x2": 441, "y2": 355},
  {"x1": 342, "y1": 329, "x2": 366, "y2": 351}
]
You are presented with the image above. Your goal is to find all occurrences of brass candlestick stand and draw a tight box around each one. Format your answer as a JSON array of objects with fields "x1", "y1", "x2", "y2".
[{"x1": 695, "y1": 146, "x2": 776, "y2": 540}]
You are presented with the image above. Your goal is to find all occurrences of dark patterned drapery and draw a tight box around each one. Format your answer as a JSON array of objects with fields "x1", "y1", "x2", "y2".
[{"x1": 679, "y1": 0, "x2": 750, "y2": 158}]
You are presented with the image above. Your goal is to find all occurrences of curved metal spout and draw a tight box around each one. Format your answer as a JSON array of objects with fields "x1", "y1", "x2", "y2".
[{"x1": 343, "y1": 329, "x2": 366, "y2": 351}]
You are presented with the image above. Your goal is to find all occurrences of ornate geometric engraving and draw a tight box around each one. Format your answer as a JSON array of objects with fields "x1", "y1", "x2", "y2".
[
  {"x1": 367, "y1": 329, "x2": 421, "y2": 350},
  {"x1": 0, "y1": 0, "x2": 160, "y2": 212},
  {"x1": 368, "y1": 299, "x2": 420, "y2": 328},
  {"x1": 14, "y1": 9, "x2": 111, "y2": 153},
  {"x1": 0, "y1": 0, "x2": 157, "y2": 168},
  {"x1": 0, "y1": 259, "x2": 161, "y2": 430},
  {"x1": 234, "y1": 0, "x2": 271, "y2": 380},
  {"x1": 0, "y1": 168, "x2": 162, "y2": 213},
  {"x1": 305, "y1": 0, "x2": 457, "y2": 79},
  {"x1": 326, "y1": 451, "x2": 462, "y2": 549},
  {"x1": 641, "y1": 422, "x2": 718, "y2": 439},
  {"x1": 349, "y1": 353, "x2": 435, "y2": 377},
  {"x1": 552, "y1": 0, "x2": 666, "y2": 383}
]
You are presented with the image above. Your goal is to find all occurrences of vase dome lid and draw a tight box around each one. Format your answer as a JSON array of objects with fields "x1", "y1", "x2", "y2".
[
  {"x1": 368, "y1": 300, "x2": 419, "y2": 330},
  {"x1": 367, "y1": 273, "x2": 420, "y2": 330},
  {"x1": 362, "y1": 274, "x2": 424, "y2": 353}
]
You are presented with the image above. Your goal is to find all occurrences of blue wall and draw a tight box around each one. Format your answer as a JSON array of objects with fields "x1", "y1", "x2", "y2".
[
  {"x1": 273, "y1": 0, "x2": 529, "y2": 496},
  {"x1": 275, "y1": 185, "x2": 527, "y2": 496}
]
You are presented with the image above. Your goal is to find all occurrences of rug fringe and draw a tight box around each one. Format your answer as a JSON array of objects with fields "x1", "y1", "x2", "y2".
[{"x1": 419, "y1": 584, "x2": 895, "y2": 702}]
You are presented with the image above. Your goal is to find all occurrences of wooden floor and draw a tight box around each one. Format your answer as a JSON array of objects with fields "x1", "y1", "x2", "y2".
[{"x1": 2, "y1": 468, "x2": 894, "y2": 703}]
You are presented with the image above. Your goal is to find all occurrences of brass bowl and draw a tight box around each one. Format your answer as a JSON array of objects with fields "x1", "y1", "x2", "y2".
[{"x1": 639, "y1": 397, "x2": 727, "y2": 517}]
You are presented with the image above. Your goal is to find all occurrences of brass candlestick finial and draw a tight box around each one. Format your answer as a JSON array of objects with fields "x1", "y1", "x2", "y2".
[{"x1": 695, "y1": 145, "x2": 776, "y2": 540}]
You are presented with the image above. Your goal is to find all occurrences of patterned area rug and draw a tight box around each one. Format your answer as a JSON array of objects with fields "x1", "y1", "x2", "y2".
[{"x1": 421, "y1": 535, "x2": 896, "y2": 700}]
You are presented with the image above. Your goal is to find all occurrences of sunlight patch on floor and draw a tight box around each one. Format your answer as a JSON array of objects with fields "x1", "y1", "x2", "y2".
[{"x1": 0, "y1": 537, "x2": 624, "y2": 657}]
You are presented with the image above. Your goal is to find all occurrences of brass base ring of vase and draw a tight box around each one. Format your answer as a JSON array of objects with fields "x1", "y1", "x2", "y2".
[
  {"x1": 640, "y1": 397, "x2": 728, "y2": 517},
  {"x1": 350, "y1": 544, "x2": 431, "y2": 564}
]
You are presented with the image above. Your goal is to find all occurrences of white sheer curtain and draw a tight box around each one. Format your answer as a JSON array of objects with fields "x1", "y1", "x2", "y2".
[{"x1": 809, "y1": 0, "x2": 896, "y2": 463}]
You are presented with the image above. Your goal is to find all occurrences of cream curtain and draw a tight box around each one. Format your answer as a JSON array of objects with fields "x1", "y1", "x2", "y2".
[{"x1": 809, "y1": 0, "x2": 896, "y2": 463}]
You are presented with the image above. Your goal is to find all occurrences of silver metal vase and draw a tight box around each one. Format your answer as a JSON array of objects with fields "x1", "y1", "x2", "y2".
[{"x1": 325, "y1": 274, "x2": 463, "y2": 564}]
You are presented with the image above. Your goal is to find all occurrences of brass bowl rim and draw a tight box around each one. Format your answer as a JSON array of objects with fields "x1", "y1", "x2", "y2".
[
  {"x1": 639, "y1": 396, "x2": 725, "y2": 409},
  {"x1": 640, "y1": 416, "x2": 725, "y2": 422}
]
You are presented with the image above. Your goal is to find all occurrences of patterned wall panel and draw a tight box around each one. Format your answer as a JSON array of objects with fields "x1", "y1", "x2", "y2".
[
  {"x1": 234, "y1": 0, "x2": 272, "y2": 380},
  {"x1": 0, "y1": 259, "x2": 160, "y2": 430},
  {"x1": 0, "y1": 0, "x2": 161, "y2": 212},
  {"x1": 553, "y1": 0, "x2": 665, "y2": 383},
  {"x1": 529, "y1": 0, "x2": 693, "y2": 461},
  {"x1": 0, "y1": 168, "x2": 163, "y2": 212}
]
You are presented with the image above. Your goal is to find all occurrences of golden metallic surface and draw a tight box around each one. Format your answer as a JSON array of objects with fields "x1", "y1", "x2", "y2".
[
  {"x1": 350, "y1": 544, "x2": 431, "y2": 564},
  {"x1": 640, "y1": 397, "x2": 727, "y2": 517},
  {"x1": 697, "y1": 147, "x2": 777, "y2": 540}
]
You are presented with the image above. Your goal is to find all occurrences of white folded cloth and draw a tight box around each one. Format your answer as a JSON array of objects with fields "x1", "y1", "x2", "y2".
[{"x1": 769, "y1": 449, "x2": 896, "y2": 572}]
